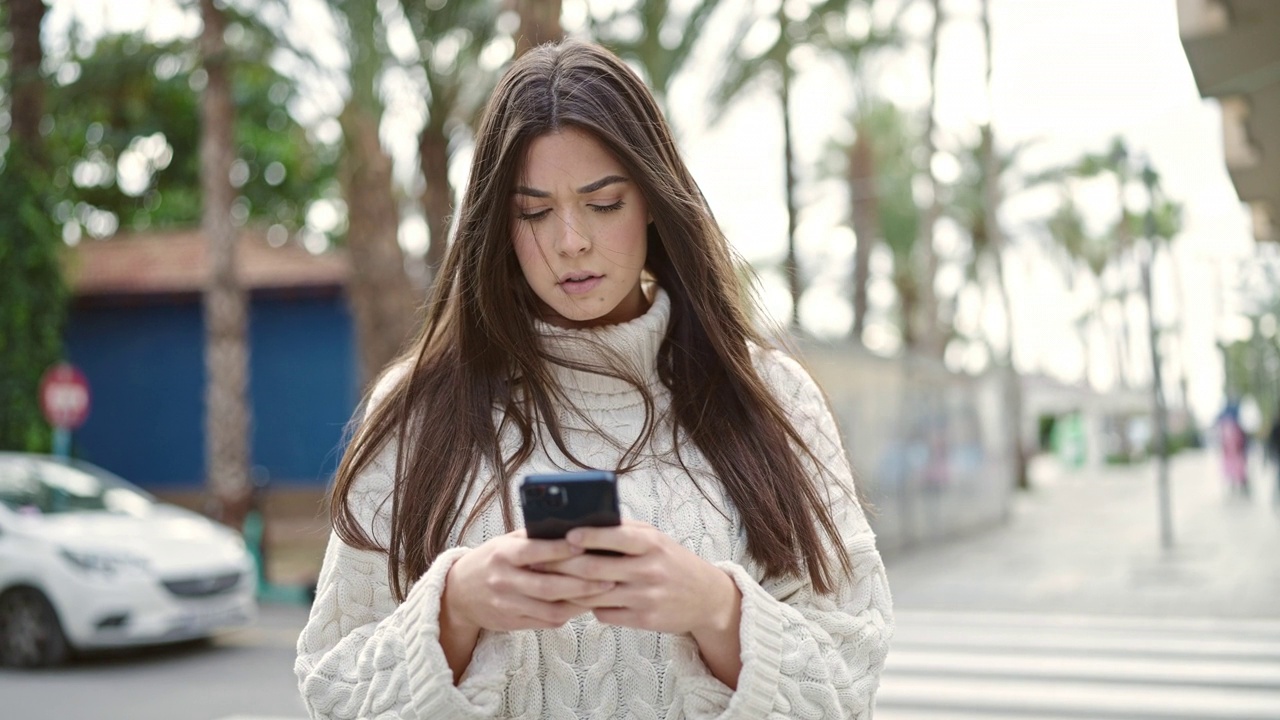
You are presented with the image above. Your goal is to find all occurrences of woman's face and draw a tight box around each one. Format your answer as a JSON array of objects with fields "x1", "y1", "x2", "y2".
[{"x1": 512, "y1": 127, "x2": 651, "y2": 330}]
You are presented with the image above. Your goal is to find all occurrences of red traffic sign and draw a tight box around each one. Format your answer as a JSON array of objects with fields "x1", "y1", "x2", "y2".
[{"x1": 39, "y1": 363, "x2": 91, "y2": 430}]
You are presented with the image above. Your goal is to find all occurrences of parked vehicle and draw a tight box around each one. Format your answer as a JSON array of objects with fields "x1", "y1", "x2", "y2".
[{"x1": 0, "y1": 452, "x2": 256, "y2": 667}]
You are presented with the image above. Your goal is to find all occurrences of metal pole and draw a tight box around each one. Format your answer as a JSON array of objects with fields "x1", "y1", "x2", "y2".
[
  {"x1": 1141, "y1": 163, "x2": 1174, "y2": 549},
  {"x1": 52, "y1": 427, "x2": 71, "y2": 463}
]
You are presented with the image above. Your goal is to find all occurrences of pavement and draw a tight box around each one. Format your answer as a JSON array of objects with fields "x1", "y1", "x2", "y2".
[
  {"x1": 882, "y1": 447, "x2": 1280, "y2": 619},
  {"x1": 877, "y1": 447, "x2": 1280, "y2": 720}
]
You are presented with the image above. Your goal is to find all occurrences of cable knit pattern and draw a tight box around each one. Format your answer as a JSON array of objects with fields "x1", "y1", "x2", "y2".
[{"x1": 296, "y1": 288, "x2": 894, "y2": 719}]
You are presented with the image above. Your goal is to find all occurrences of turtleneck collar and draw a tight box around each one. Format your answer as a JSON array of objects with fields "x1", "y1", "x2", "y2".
[{"x1": 533, "y1": 286, "x2": 671, "y2": 401}]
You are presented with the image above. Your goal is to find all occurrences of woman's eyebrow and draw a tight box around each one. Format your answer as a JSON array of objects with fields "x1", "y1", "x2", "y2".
[
  {"x1": 513, "y1": 175, "x2": 629, "y2": 198},
  {"x1": 576, "y1": 175, "x2": 628, "y2": 194}
]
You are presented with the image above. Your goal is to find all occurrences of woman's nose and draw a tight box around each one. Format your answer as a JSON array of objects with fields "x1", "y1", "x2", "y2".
[{"x1": 552, "y1": 211, "x2": 591, "y2": 257}]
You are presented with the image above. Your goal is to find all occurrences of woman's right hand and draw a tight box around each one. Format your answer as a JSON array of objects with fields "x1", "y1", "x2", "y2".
[
  {"x1": 440, "y1": 530, "x2": 615, "y2": 683},
  {"x1": 442, "y1": 530, "x2": 617, "y2": 633}
]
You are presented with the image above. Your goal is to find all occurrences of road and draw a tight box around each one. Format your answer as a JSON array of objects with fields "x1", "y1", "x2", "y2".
[{"x1": 0, "y1": 603, "x2": 311, "y2": 720}]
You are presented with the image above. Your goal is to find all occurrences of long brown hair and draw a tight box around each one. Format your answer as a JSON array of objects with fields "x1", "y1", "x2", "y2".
[{"x1": 331, "y1": 40, "x2": 852, "y2": 601}]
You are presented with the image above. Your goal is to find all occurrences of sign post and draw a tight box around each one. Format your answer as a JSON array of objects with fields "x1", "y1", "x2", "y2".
[{"x1": 39, "y1": 363, "x2": 91, "y2": 461}]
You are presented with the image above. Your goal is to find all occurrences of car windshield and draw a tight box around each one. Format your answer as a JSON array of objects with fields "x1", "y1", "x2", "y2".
[{"x1": 0, "y1": 455, "x2": 154, "y2": 517}]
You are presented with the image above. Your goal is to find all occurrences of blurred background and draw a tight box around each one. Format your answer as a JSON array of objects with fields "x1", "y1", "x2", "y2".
[{"x1": 2, "y1": 0, "x2": 1279, "y2": 718}]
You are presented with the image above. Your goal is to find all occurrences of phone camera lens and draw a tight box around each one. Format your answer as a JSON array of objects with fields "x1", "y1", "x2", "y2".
[{"x1": 546, "y1": 485, "x2": 567, "y2": 508}]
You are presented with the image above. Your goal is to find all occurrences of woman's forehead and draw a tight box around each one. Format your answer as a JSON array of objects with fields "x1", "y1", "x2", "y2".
[{"x1": 516, "y1": 128, "x2": 628, "y2": 188}]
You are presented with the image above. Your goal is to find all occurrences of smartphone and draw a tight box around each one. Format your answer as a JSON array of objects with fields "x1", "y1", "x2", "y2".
[{"x1": 520, "y1": 470, "x2": 622, "y2": 555}]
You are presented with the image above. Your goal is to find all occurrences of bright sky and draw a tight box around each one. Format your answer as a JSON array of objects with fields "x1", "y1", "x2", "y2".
[{"x1": 46, "y1": 0, "x2": 1261, "y2": 424}]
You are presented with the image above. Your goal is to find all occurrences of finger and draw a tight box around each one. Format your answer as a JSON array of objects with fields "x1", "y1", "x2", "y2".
[
  {"x1": 564, "y1": 585, "x2": 633, "y2": 609},
  {"x1": 514, "y1": 567, "x2": 616, "y2": 601},
  {"x1": 564, "y1": 524, "x2": 652, "y2": 555},
  {"x1": 507, "y1": 537, "x2": 585, "y2": 567},
  {"x1": 592, "y1": 607, "x2": 643, "y2": 629},
  {"x1": 540, "y1": 554, "x2": 641, "y2": 583},
  {"x1": 514, "y1": 597, "x2": 591, "y2": 627}
]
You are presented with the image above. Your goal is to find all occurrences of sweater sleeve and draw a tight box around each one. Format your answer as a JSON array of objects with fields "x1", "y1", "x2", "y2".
[
  {"x1": 669, "y1": 351, "x2": 894, "y2": 720},
  {"x1": 294, "y1": 365, "x2": 518, "y2": 719}
]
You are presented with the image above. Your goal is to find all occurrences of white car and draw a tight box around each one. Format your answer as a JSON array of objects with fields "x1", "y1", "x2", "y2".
[{"x1": 0, "y1": 452, "x2": 257, "y2": 667}]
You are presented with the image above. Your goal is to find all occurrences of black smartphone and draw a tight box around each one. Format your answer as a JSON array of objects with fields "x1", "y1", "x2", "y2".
[{"x1": 520, "y1": 470, "x2": 622, "y2": 555}]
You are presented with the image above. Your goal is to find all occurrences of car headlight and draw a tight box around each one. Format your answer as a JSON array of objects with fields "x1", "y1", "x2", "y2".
[{"x1": 60, "y1": 548, "x2": 150, "y2": 576}]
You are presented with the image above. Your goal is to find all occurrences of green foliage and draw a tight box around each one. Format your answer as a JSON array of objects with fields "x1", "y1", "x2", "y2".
[
  {"x1": 0, "y1": 156, "x2": 67, "y2": 452},
  {"x1": 42, "y1": 32, "x2": 336, "y2": 239}
]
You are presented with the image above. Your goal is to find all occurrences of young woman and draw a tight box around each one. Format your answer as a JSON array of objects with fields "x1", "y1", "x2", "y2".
[{"x1": 296, "y1": 39, "x2": 893, "y2": 719}]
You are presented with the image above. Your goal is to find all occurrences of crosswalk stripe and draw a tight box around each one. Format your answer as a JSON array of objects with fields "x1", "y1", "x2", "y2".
[
  {"x1": 894, "y1": 609, "x2": 1280, "y2": 637},
  {"x1": 878, "y1": 675, "x2": 1280, "y2": 719},
  {"x1": 887, "y1": 648, "x2": 1280, "y2": 689},
  {"x1": 213, "y1": 716, "x2": 307, "y2": 720},
  {"x1": 892, "y1": 626, "x2": 1280, "y2": 662},
  {"x1": 877, "y1": 610, "x2": 1280, "y2": 720}
]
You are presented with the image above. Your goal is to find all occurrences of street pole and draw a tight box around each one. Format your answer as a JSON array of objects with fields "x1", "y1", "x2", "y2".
[
  {"x1": 52, "y1": 427, "x2": 71, "y2": 462},
  {"x1": 1140, "y1": 163, "x2": 1174, "y2": 550}
]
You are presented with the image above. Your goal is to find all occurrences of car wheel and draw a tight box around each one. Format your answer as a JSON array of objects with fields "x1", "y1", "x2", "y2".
[{"x1": 0, "y1": 587, "x2": 71, "y2": 668}]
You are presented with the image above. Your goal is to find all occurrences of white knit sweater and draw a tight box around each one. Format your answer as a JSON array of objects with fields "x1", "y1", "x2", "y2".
[{"x1": 295, "y1": 289, "x2": 894, "y2": 719}]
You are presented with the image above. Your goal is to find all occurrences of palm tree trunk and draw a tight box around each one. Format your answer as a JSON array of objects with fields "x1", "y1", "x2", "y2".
[
  {"x1": 339, "y1": 0, "x2": 417, "y2": 388},
  {"x1": 978, "y1": 0, "x2": 1028, "y2": 489},
  {"x1": 849, "y1": 118, "x2": 878, "y2": 341},
  {"x1": 340, "y1": 104, "x2": 417, "y2": 388},
  {"x1": 513, "y1": 0, "x2": 563, "y2": 56},
  {"x1": 199, "y1": 0, "x2": 251, "y2": 528},
  {"x1": 1114, "y1": 289, "x2": 1136, "y2": 389},
  {"x1": 914, "y1": 0, "x2": 944, "y2": 357},
  {"x1": 9, "y1": 0, "x2": 46, "y2": 163},
  {"x1": 894, "y1": 269, "x2": 918, "y2": 349},
  {"x1": 419, "y1": 124, "x2": 452, "y2": 290},
  {"x1": 778, "y1": 11, "x2": 800, "y2": 332},
  {"x1": 1165, "y1": 243, "x2": 1193, "y2": 420}
]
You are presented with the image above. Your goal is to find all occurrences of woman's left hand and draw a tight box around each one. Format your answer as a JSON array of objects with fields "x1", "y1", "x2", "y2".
[{"x1": 538, "y1": 519, "x2": 741, "y2": 637}]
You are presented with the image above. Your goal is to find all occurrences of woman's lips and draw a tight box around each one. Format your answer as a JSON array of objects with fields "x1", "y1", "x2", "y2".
[{"x1": 559, "y1": 274, "x2": 603, "y2": 295}]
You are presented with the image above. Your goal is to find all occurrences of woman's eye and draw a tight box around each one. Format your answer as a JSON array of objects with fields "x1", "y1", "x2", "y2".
[
  {"x1": 518, "y1": 208, "x2": 552, "y2": 221},
  {"x1": 590, "y1": 200, "x2": 626, "y2": 214}
]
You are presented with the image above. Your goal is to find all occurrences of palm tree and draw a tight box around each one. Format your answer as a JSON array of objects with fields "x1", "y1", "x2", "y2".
[
  {"x1": 1, "y1": 0, "x2": 67, "y2": 453},
  {"x1": 709, "y1": 0, "x2": 894, "y2": 331},
  {"x1": 841, "y1": 98, "x2": 922, "y2": 345},
  {"x1": 512, "y1": 0, "x2": 563, "y2": 56},
  {"x1": 1077, "y1": 138, "x2": 1142, "y2": 389},
  {"x1": 840, "y1": 101, "x2": 924, "y2": 346},
  {"x1": 589, "y1": 0, "x2": 724, "y2": 113},
  {"x1": 398, "y1": 0, "x2": 501, "y2": 289},
  {"x1": 847, "y1": 107, "x2": 879, "y2": 341},
  {"x1": 1138, "y1": 161, "x2": 1174, "y2": 548},
  {"x1": 911, "y1": 0, "x2": 944, "y2": 357},
  {"x1": 1147, "y1": 196, "x2": 1192, "y2": 418},
  {"x1": 8, "y1": 0, "x2": 45, "y2": 162},
  {"x1": 330, "y1": 0, "x2": 418, "y2": 388},
  {"x1": 199, "y1": 0, "x2": 252, "y2": 527}
]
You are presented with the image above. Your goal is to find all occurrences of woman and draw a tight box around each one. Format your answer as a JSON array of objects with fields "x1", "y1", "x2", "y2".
[{"x1": 296, "y1": 40, "x2": 893, "y2": 719}]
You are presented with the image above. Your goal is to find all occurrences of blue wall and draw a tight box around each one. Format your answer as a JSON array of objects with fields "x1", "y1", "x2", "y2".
[{"x1": 64, "y1": 293, "x2": 357, "y2": 489}]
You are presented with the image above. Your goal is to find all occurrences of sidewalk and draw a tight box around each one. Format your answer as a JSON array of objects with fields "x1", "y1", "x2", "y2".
[{"x1": 882, "y1": 448, "x2": 1280, "y2": 619}]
